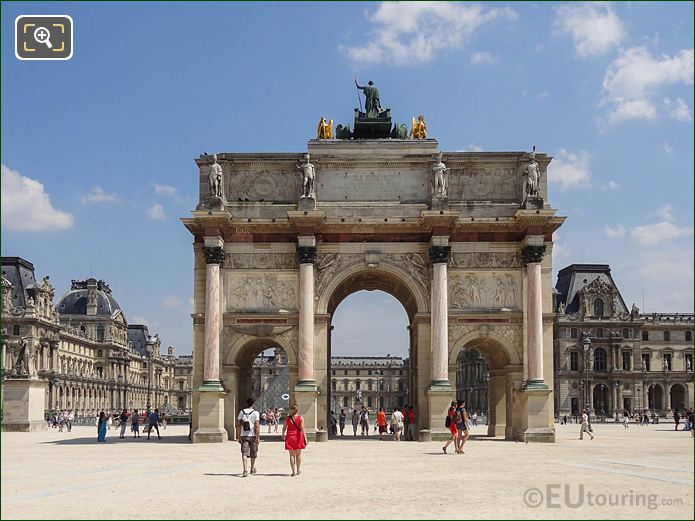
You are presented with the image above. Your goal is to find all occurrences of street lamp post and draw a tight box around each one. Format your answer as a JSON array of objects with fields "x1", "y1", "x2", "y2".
[
  {"x1": 581, "y1": 332, "x2": 592, "y2": 417},
  {"x1": 53, "y1": 377, "x2": 61, "y2": 411},
  {"x1": 613, "y1": 381, "x2": 619, "y2": 421}
]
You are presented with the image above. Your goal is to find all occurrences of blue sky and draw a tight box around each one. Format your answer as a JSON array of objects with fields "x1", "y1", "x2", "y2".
[{"x1": 2, "y1": 2, "x2": 693, "y2": 357}]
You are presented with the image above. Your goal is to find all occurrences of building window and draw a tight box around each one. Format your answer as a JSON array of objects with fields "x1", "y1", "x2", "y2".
[
  {"x1": 398, "y1": 380, "x2": 404, "y2": 391},
  {"x1": 343, "y1": 397, "x2": 348, "y2": 407},
  {"x1": 13, "y1": 324, "x2": 20, "y2": 335},
  {"x1": 663, "y1": 331, "x2": 670, "y2": 342},
  {"x1": 355, "y1": 380, "x2": 360, "y2": 390},
  {"x1": 622, "y1": 351, "x2": 631, "y2": 371},
  {"x1": 570, "y1": 328, "x2": 578, "y2": 339},
  {"x1": 663, "y1": 353, "x2": 672, "y2": 371},
  {"x1": 343, "y1": 379, "x2": 349, "y2": 391},
  {"x1": 356, "y1": 370, "x2": 360, "y2": 376},
  {"x1": 570, "y1": 351, "x2": 579, "y2": 371},
  {"x1": 686, "y1": 331, "x2": 692, "y2": 342},
  {"x1": 622, "y1": 328, "x2": 630, "y2": 339},
  {"x1": 367, "y1": 380, "x2": 373, "y2": 390},
  {"x1": 368, "y1": 370, "x2": 372, "y2": 375},
  {"x1": 331, "y1": 370, "x2": 335, "y2": 376},
  {"x1": 379, "y1": 380, "x2": 385, "y2": 391},
  {"x1": 593, "y1": 348, "x2": 607, "y2": 372},
  {"x1": 367, "y1": 396, "x2": 373, "y2": 408},
  {"x1": 641, "y1": 353, "x2": 650, "y2": 371},
  {"x1": 642, "y1": 331, "x2": 649, "y2": 341},
  {"x1": 332, "y1": 381, "x2": 336, "y2": 391},
  {"x1": 96, "y1": 325, "x2": 105, "y2": 342},
  {"x1": 597, "y1": 328, "x2": 603, "y2": 339},
  {"x1": 97, "y1": 350, "x2": 103, "y2": 357},
  {"x1": 344, "y1": 370, "x2": 348, "y2": 376},
  {"x1": 179, "y1": 380, "x2": 184, "y2": 390},
  {"x1": 593, "y1": 298, "x2": 604, "y2": 317}
]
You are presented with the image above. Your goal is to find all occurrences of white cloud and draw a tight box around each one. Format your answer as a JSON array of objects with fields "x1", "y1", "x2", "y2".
[
  {"x1": 467, "y1": 143, "x2": 484, "y2": 152},
  {"x1": 636, "y1": 247, "x2": 694, "y2": 311},
  {"x1": 604, "y1": 224, "x2": 626, "y2": 238},
  {"x1": 631, "y1": 221, "x2": 693, "y2": 245},
  {"x1": 163, "y1": 295, "x2": 181, "y2": 309},
  {"x1": 1, "y1": 164, "x2": 74, "y2": 231},
  {"x1": 663, "y1": 141, "x2": 675, "y2": 159},
  {"x1": 553, "y1": 3, "x2": 625, "y2": 57},
  {"x1": 536, "y1": 91, "x2": 549, "y2": 99},
  {"x1": 147, "y1": 203, "x2": 166, "y2": 221},
  {"x1": 663, "y1": 97, "x2": 693, "y2": 121},
  {"x1": 152, "y1": 183, "x2": 178, "y2": 196},
  {"x1": 602, "y1": 47, "x2": 694, "y2": 125},
  {"x1": 604, "y1": 180, "x2": 621, "y2": 190},
  {"x1": 657, "y1": 203, "x2": 675, "y2": 222},
  {"x1": 81, "y1": 186, "x2": 119, "y2": 204},
  {"x1": 130, "y1": 315, "x2": 149, "y2": 326},
  {"x1": 547, "y1": 149, "x2": 591, "y2": 191},
  {"x1": 470, "y1": 51, "x2": 497, "y2": 64},
  {"x1": 339, "y1": 2, "x2": 517, "y2": 66}
]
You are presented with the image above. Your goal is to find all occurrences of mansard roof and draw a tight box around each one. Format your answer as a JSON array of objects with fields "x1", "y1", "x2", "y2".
[
  {"x1": 555, "y1": 264, "x2": 628, "y2": 314},
  {"x1": 1, "y1": 256, "x2": 37, "y2": 309}
]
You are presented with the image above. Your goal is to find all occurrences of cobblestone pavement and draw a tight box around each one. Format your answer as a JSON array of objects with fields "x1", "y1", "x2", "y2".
[{"x1": 2, "y1": 423, "x2": 693, "y2": 519}]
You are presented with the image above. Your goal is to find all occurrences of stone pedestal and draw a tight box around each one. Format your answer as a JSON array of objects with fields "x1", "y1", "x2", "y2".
[
  {"x1": 520, "y1": 388, "x2": 555, "y2": 443},
  {"x1": 298, "y1": 196, "x2": 317, "y2": 211},
  {"x1": 425, "y1": 384, "x2": 454, "y2": 442},
  {"x1": 294, "y1": 384, "x2": 321, "y2": 441},
  {"x1": 522, "y1": 196, "x2": 543, "y2": 209},
  {"x1": 207, "y1": 196, "x2": 224, "y2": 211},
  {"x1": 431, "y1": 197, "x2": 449, "y2": 211},
  {"x1": 193, "y1": 390, "x2": 228, "y2": 443},
  {"x1": 2, "y1": 378, "x2": 47, "y2": 432}
]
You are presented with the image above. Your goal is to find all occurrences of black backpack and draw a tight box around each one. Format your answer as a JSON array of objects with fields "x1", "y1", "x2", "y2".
[{"x1": 445, "y1": 414, "x2": 451, "y2": 428}]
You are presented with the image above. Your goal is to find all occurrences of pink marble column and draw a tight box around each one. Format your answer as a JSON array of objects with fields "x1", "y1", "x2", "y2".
[
  {"x1": 523, "y1": 244, "x2": 546, "y2": 387},
  {"x1": 202, "y1": 246, "x2": 225, "y2": 385},
  {"x1": 297, "y1": 246, "x2": 316, "y2": 384},
  {"x1": 429, "y1": 245, "x2": 451, "y2": 385}
]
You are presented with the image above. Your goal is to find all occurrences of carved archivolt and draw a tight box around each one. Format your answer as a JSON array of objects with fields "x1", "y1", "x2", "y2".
[
  {"x1": 225, "y1": 274, "x2": 297, "y2": 311},
  {"x1": 448, "y1": 323, "x2": 522, "y2": 366},
  {"x1": 449, "y1": 273, "x2": 520, "y2": 309},
  {"x1": 225, "y1": 253, "x2": 297, "y2": 270}
]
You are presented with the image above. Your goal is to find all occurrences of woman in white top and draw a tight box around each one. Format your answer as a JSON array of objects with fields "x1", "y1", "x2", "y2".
[{"x1": 390, "y1": 407, "x2": 404, "y2": 441}]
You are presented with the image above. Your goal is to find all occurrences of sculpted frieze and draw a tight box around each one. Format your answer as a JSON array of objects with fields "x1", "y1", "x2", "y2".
[
  {"x1": 224, "y1": 169, "x2": 301, "y2": 202},
  {"x1": 450, "y1": 252, "x2": 522, "y2": 269},
  {"x1": 448, "y1": 168, "x2": 520, "y2": 202},
  {"x1": 225, "y1": 274, "x2": 297, "y2": 311},
  {"x1": 449, "y1": 273, "x2": 520, "y2": 310},
  {"x1": 225, "y1": 253, "x2": 297, "y2": 270}
]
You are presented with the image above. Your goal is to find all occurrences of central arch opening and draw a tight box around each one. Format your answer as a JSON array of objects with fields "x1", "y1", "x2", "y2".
[{"x1": 324, "y1": 267, "x2": 422, "y2": 439}]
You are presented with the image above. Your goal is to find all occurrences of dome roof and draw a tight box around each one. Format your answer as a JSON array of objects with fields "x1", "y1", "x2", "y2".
[{"x1": 56, "y1": 278, "x2": 122, "y2": 317}]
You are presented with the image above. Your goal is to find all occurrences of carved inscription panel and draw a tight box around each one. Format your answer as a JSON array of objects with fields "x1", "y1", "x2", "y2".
[
  {"x1": 318, "y1": 169, "x2": 428, "y2": 202},
  {"x1": 448, "y1": 168, "x2": 520, "y2": 202},
  {"x1": 224, "y1": 273, "x2": 298, "y2": 311}
]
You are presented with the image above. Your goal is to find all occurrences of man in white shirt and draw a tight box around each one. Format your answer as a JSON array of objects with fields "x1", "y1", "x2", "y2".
[
  {"x1": 579, "y1": 409, "x2": 594, "y2": 440},
  {"x1": 237, "y1": 397, "x2": 261, "y2": 477}
]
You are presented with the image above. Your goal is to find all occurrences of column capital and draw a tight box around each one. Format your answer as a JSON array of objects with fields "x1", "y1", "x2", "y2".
[
  {"x1": 521, "y1": 244, "x2": 546, "y2": 265},
  {"x1": 202, "y1": 246, "x2": 225, "y2": 265},
  {"x1": 297, "y1": 246, "x2": 317, "y2": 264},
  {"x1": 429, "y1": 245, "x2": 451, "y2": 264}
]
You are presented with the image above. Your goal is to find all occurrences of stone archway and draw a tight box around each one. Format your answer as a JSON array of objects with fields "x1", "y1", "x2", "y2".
[
  {"x1": 648, "y1": 383, "x2": 664, "y2": 411},
  {"x1": 670, "y1": 384, "x2": 686, "y2": 411},
  {"x1": 317, "y1": 263, "x2": 427, "y2": 437}
]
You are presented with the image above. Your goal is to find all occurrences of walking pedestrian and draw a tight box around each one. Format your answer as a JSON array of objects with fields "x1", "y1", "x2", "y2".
[
  {"x1": 674, "y1": 409, "x2": 680, "y2": 431},
  {"x1": 282, "y1": 403, "x2": 307, "y2": 477},
  {"x1": 97, "y1": 411, "x2": 107, "y2": 442},
  {"x1": 359, "y1": 406, "x2": 369, "y2": 436},
  {"x1": 376, "y1": 407, "x2": 387, "y2": 441},
  {"x1": 351, "y1": 409, "x2": 359, "y2": 436},
  {"x1": 472, "y1": 412, "x2": 478, "y2": 427},
  {"x1": 329, "y1": 410, "x2": 338, "y2": 437},
  {"x1": 266, "y1": 410, "x2": 275, "y2": 434},
  {"x1": 57, "y1": 410, "x2": 65, "y2": 432},
  {"x1": 339, "y1": 409, "x2": 346, "y2": 436},
  {"x1": 579, "y1": 409, "x2": 594, "y2": 440},
  {"x1": 237, "y1": 397, "x2": 261, "y2": 477},
  {"x1": 273, "y1": 408, "x2": 280, "y2": 433},
  {"x1": 402, "y1": 405, "x2": 411, "y2": 440},
  {"x1": 119, "y1": 409, "x2": 129, "y2": 438},
  {"x1": 407, "y1": 405, "x2": 417, "y2": 441},
  {"x1": 106, "y1": 413, "x2": 113, "y2": 431},
  {"x1": 455, "y1": 400, "x2": 470, "y2": 454},
  {"x1": 622, "y1": 410, "x2": 629, "y2": 429},
  {"x1": 442, "y1": 401, "x2": 457, "y2": 453},
  {"x1": 131, "y1": 409, "x2": 141, "y2": 438},
  {"x1": 390, "y1": 406, "x2": 404, "y2": 442},
  {"x1": 147, "y1": 409, "x2": 161, "y2": 440},
  {"x1": 66, "y1": 410, "x2": 74, "y2": 432}
]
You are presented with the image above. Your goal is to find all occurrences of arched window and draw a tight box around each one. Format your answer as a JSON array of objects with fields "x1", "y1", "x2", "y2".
[
  {"x1": 593, "y1": 348, "x2": 607, "y2": 372},
  {"x1": 367, "y1": 380, "x2": 373, "y2": 390},
  {"x1": 13, "y1": 324, "x2": 20, "y2": 335},
  {"x1": 622, "y1": 328, "x2": 630, "y2": 339},
  {"x1": 570, "y1": 328, "x2": 578, "y2": 339},
  {"x1": 379, "y1": 380, "x2": 385, "y2": 391},
  {"x1": 343, "y1": 379, "x2": 349, "y2": 391},
  {"x1": 355, "y1": 380, "x2": 361, "y2": 390},
  {"x1": 593, "y1": 298, "x2": 604, "y2": 317},
  {"x1": 96, "y1": 325, "x2": 105, "y2": 342},
  {"x1": 597, "y1": 328, "x2": 603, "y2": 339}
]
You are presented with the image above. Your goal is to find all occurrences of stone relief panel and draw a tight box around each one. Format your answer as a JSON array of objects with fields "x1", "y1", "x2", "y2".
[
  {"x1": 448, "y1": 168, "x2": 520, "y2": 202},
  {"x1": 224, "y1": 169, "x2": 301, "y2": 202},
  {"x1": 225, "y1": 253, "x2": 298, "y2": 270},
  {"x1": 449, "y1": 273, "x2": 520, "y2": 310},
  {"x1": 224, "y1": 273, "x2": 297, "y2": 311},
  {"x1": 450, "y1": 252, "x2": 522, "y2": 269}
]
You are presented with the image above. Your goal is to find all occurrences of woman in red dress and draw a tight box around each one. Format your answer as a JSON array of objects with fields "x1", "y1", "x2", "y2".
[
  {"x1": 442, "y1": 401, "x2": 458, "y2": 454},
  {"x1": 282, "y1": 403, "x2": 307, "y2": 476}
]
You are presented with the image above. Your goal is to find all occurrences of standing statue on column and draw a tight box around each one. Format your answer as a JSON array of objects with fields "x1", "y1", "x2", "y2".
[
  {"x1": 432, "y1": 153, "x2": 449, "y2": 198},
  {"x1": 524, "y1": 146, "x2": 542, "y2": 197},
  {"x1": 296, "y1": 154, "x2": 316, "y2": 199},
  {"x1": 208, "y1": 154, "x2": 223, "y2": 199},
  {"x1": 355, "y1": 389, "x2": 363, "y2": 403}
]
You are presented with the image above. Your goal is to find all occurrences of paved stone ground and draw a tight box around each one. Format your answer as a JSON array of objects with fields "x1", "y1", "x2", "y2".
[{"x1": 2, "y1": 423, "x2": 693, "y2": 519}]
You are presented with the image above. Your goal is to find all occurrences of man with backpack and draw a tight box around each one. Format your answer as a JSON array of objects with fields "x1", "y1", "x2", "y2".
[{"x1": 237, "y1": 397, "x2": 261, "y2": 477}]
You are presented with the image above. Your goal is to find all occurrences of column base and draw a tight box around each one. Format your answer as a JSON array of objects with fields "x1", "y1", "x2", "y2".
[
  {"x1": 192, "y1": 388, "x2": 227, "y2": 443},
  {"x1": 294, "y1": 384, "x2": 322, "y2": 441},
  {"x1": 426, "y1": 382, "x2": 454, "y2": 442},
  {"x1": 199, "y1": 380, "x2": 225, "y2": 392},
  {"x1": 519, "y1": 387, "x2": 555, "y2": 443},
  {"x1": 524, "y1": 379, "x2": 548, "y2": 390}
]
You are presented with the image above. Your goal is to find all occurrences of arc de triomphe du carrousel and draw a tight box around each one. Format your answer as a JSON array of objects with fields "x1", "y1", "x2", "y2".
[{"x1": 182, "y1": 81, "x2": 564, "y2": 443}]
